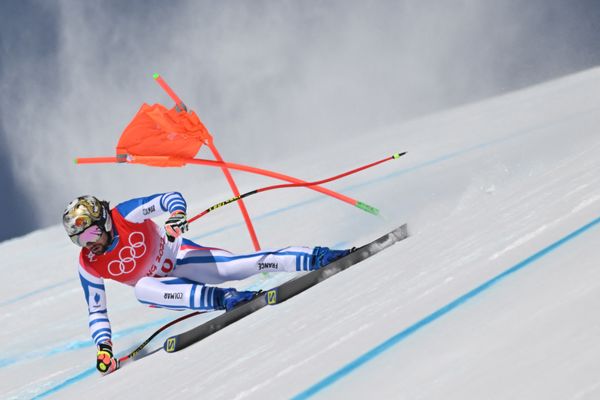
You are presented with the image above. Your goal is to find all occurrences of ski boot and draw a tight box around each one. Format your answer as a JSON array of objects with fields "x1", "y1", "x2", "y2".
[
  {"x1": 310, "y1": 247, "x2": 355, "y2": 270},
  {"x1": 220, "y1": 289, "x2": 258, "y2": 311}
]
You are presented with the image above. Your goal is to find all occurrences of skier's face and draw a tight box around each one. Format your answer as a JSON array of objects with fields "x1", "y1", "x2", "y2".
[{"x1": 85, "y1": 230, "x2": 110, "y2": 255}]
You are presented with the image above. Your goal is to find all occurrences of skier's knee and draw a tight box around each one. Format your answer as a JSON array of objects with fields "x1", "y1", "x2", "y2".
[
  {"x1": 134, "y1": 277, "x2": 158, "y2": 303},
  {"x1": 215, "y1": 264, "x2": 238, "y2": 280}
]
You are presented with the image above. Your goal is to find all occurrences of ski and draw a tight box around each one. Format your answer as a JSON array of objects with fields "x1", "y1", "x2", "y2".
[{"x1": 163, "y1": 224, "x2": 409, "y2": 353}]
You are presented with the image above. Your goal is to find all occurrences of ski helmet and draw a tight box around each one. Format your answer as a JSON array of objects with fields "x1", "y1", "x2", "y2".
[{"x1": 62, "y1": 196, "x2": 112, "y2": 243}]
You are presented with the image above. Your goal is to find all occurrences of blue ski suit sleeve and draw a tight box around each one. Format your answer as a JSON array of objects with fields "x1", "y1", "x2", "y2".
[
  {"x1": 79, "y1": 263, "x2": 112, "y2": 346},
  {"x1": 115, "y1": 192, "x2": 187, "y2": 223}
]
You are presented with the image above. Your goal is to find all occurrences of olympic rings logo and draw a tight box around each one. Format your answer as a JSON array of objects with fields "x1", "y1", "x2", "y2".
[{"x1": 108, "y1": 232, "x2": 147, "y2": 277}]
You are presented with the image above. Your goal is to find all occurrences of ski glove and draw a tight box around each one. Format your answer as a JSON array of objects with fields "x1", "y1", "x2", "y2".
[
  {"x1": 165, "y1": 210, "x2": 189, "y2": 242},
  {"x1": 97, "y1": 341, "x2": 118, "y2": 375}
]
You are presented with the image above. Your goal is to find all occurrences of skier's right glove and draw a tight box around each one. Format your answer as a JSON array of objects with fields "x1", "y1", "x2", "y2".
[
  {"x1": 96, "y1": 340, "x2": 118, "y2": 375},
  {"x1": 165, "y1": 210, "x2": 189, "y2": 242}
]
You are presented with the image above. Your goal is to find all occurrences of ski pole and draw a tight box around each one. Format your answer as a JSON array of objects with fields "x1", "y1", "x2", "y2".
[
  {"x1": 117, "y1": 311, "x2": 204, "y2": 368},
  {"x1": 188, "y1": 152, "x2": 406, "y2": 224},
  {"x1": 76, "y1": 154, "x2": 374, "y2": 215}
]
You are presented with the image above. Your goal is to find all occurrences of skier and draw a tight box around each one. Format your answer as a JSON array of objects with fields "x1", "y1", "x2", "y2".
[{"x1": 62, "y1": 193, "x2": 351, "y2": 375}]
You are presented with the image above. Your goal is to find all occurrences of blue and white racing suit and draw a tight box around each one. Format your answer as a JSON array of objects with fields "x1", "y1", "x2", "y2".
[{"x1": 78, "y1": 192, "x2": 316, "y2": 346}]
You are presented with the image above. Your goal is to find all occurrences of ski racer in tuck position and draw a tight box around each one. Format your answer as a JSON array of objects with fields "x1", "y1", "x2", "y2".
[{"x1": 62, "y1": 192, "x2": 351, "y2": 375}]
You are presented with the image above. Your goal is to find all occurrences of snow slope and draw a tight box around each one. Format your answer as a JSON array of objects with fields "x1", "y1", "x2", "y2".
[{"x1": 1, "y1": 67, "x2": 599, "y2": 399}]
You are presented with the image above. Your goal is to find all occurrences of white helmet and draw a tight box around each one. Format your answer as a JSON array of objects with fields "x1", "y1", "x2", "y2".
[{"x1": 62, "y1": 196, "x2": 112, "y2": 240}]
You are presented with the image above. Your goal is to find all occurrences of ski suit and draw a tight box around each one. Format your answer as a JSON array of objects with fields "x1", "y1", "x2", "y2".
[{"x1": 79, "y1": 192, "x2": 316, "y2": 346}]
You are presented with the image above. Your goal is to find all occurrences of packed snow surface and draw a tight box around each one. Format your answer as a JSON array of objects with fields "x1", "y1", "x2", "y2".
[{"x1": 1, "y1": 68, "x2": 599, "y2": 399}]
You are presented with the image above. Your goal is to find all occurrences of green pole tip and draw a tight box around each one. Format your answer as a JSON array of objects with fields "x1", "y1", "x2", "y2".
[
  {"x1": 393, "y1": 152, "x2": 407, "y2": 159},
  {"x1": 356, "y1": 201, "x2": 380, "y2": 216},
  {"x1": 153, "y1": 73, "x2": 160, "y2": 79},
  {"x1": 74, "y1": 159, "x2": 78, "y2": 164}
]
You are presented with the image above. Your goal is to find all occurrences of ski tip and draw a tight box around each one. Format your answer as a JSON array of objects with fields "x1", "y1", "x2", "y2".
[
  {"x1": 152, "y1": 73, "x2": 160, "y2": 80},
  {"x1": 393, "y1": 152, "x2": 407, "y2": 159},
  {"x1": 394, "y1": 223, "x2": 409, "y2": 240}
]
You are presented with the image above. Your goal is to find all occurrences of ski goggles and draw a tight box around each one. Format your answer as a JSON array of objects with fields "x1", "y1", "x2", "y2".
[
  {"x1": 69, "y1": 224, "x2": 103, "y2": 247},
  {"x1": 63, "y1": 213, "x2": 93, "y2": 236}
]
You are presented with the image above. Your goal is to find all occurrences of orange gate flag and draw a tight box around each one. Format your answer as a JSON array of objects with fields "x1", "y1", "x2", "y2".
[{"x1": 115, "y1": 103, "x2": 213, "y2": 166}]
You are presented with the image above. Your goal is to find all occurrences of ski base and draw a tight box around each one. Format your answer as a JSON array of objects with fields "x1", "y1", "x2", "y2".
[{"x1": 164, "y1": 224, "x2": 409, "y2": 353}]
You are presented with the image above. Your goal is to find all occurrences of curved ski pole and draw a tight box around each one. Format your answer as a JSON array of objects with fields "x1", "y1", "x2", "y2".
[
  {"x1": 76, "y1": 156, "x2": 365, "y2": 212},
  {"x1": 117, "y1": 310, "x2": 204, "y2": 368},
  {"x1": 188, "y1": 152, "x2": 406, "y2": 224}
]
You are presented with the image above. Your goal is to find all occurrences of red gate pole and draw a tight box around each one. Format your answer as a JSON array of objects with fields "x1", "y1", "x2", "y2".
[
  {"x1": 207, "y1": 143, "x2": 261, "y2": 250},
  {"x1": 153, "y1": 74, "x2": 261, "y2": 250}
]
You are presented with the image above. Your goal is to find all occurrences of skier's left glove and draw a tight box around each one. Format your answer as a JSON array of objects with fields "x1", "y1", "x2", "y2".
[
  {"x1": 165, "y1": 210, "x2": 189, "y2": 242},
  {"x1": 96, "y1": 341, "x2": 118, "y2": 375}
]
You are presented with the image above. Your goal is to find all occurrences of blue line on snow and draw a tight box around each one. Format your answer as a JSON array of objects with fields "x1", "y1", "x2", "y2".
[
  {"x1": 31, "y1": 368, "x2": 97, "y2": 400},
  {"x1": 292, "y1": 215, "x2": 600, "y2": 399},
  {"x1": 0, "y1": 316, "x2": 175, "y2": 370},
  {"x1": 0, "y1": 278, "x2": 75, "y2": 307},
  {"x1": 23, "y1": 316, "x2": 178, "y2": 399}
]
